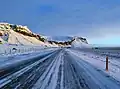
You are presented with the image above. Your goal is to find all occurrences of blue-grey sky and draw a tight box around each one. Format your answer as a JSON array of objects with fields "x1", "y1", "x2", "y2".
[{"x1": 0, "y1": 0, "x2": 120, "y2": 45}]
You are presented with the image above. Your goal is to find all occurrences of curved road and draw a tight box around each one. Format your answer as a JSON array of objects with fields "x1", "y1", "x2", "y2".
[{"x1": 0, "y1": 48, "x2": 120, "y2": 89}]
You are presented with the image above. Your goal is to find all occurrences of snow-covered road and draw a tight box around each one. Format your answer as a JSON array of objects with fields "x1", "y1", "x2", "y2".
[{"x1": 0, "y1": 48, "x2": 120, "y2": 89}]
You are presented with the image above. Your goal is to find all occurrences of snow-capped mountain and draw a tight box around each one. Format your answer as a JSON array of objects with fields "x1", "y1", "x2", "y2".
[
  {"x1": 0, "y1": 23, "x2": 90, "y2": 48},
  {"x1": 46, "y1": 36, "x2": 90, "y2": 48},
  {"x1": 71, "y1": 37, "x2": 90, "y2": 48}
]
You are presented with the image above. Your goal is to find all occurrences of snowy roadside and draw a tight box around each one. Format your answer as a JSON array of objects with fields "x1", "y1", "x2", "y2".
[
  {"x1": 0, "y1": 45, "x2": 59, "y2": 64},
  {"x1": 0, "y1": 49, "x2": 58, "y2": 88},
  {"x1": 66, "y1": 49, "x2": 120, "y2": 82},
  {"x1": 0, "y1": 44, "x2": 58, "y2": 57}
]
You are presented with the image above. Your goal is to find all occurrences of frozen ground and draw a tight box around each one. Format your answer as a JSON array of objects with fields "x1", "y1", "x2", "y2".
[
  {"x1": 0, "y1": 48, "x2": 120, "y2": 89},
  {"x1": 68, "y1": 48, "x2": 120, "y2": 82}
]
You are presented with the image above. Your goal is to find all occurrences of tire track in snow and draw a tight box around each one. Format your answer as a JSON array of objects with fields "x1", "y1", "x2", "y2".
[
  {"x1": 45, "y1": 52, "x2": 63, "y2": 89},
  {"x1": 0, "y1": 50, "x2": 59, "y2": 89},
  {"x1": 33, "y1": 50, "x2": 64, "y2": 89},
  {"x1": 63, "y1": 52, "x2": 90, "y2": 89},
  {"x1": 1, "y1": 48, "x2": 120, "y2": 89},
  {"x1": 55, "y1": 54, "x2": 64, "y2": 89}
]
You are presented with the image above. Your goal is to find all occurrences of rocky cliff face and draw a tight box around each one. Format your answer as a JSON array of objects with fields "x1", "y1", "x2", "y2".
[
  {"x1": 0, "y1": 23, "x2": 32, "y2": 33},
  {"x1": 0, "y1": 23, "x2": 48, "y2": 46},
  {"x1": 72, "y1": 37, "x2": 88, "y2": 44}
]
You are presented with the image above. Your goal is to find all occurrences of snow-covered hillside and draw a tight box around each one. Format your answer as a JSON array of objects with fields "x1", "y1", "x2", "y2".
[
  {"x1": 46, "y1": 36, "x2": 90, "y2": 48},
  {"x1": 0, "y1": 23, "x2": 90, "y2": 48},
  {"x1": 71, "y1": 37, "x2": 91, "y2": 48},
  {"x1": 1, "y1": 30, "x2": 45, "y2": 46},
  {"x1": 0, "y1": 23, "x2": 55, "y2": 47}
]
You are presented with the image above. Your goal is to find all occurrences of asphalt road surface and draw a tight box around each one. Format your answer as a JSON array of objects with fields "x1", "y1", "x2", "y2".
[{"x1": 0, "y1": 48, "x2": 120, "y2": 89}]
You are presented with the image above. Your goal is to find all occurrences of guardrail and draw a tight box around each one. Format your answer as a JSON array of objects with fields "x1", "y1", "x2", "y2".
[{"x1": 0, "y1": 45, "x2": 46, "y2": 56}]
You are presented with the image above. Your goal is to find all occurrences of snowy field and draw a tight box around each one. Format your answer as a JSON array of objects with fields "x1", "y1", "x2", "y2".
[
  {"x1": 93, "y1": 48, "x2": 120, "y2": 58},
  {"x1": 68, "y1": 48, "x2": 120, "y2": 82}
]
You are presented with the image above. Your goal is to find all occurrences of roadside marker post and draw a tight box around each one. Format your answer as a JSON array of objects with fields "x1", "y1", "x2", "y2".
[{"x1": 106, "y1": 56, "x2": 109, "y2": 71}]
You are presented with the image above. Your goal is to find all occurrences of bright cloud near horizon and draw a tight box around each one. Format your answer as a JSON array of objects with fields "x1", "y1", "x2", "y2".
[{"x1": 0, "y1": 0, "x2": 120, "y2": 45}]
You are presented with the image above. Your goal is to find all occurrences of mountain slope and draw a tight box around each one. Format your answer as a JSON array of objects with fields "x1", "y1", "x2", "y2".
[
  {"x1": 46, "y1": 36, "x2": 90, "y2": 48},
  {"x1": 71, "y1": 37, "x2": 90, "y2": 48},
  {"x1": 0, "y1": 23, "x2": 90, "y2": 48},
  {"x1": 0, "y1": 23, "x2": 47, "y2": 46},
  {"x1": 8, "y1": 30, "x2": 45, "y2": 46}
]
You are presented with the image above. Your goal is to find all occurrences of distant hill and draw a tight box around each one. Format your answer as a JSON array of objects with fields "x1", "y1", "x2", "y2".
[{"x1": 46, "y1": 36, "x2": 90, "y2": 48}]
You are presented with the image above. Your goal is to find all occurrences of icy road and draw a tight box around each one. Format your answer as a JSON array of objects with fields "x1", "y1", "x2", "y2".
[{"x1": 0, "y1": 48, "x2": 120, "y2": 89}]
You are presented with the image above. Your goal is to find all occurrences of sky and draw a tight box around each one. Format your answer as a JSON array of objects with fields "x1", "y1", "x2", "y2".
[{"x1": 0, "y1": 0, "x2": 120, "y2": 45}]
